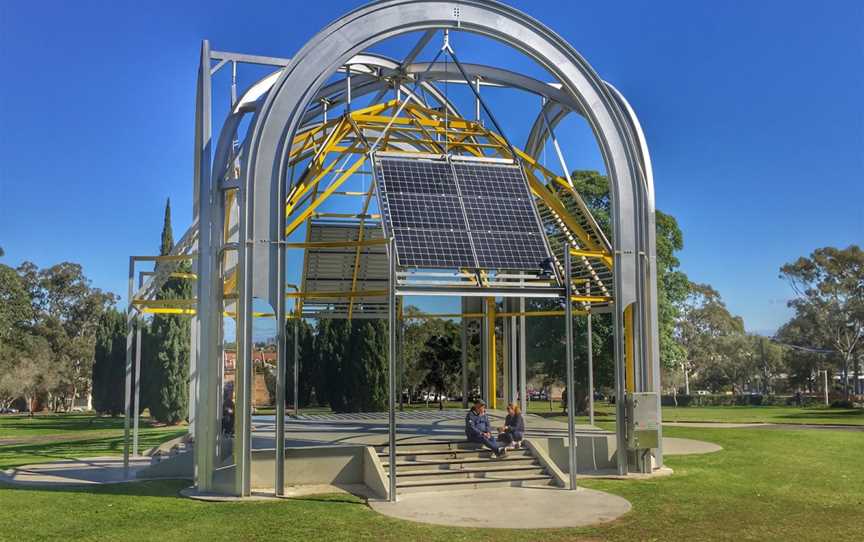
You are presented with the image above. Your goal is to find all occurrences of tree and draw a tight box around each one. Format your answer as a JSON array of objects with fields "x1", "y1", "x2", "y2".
[
  {"x1": 92, "y1": 308, "x2": 127, "y2": 415},
  {"x1": 143, "y1": 199, "x2": 192, "y2": 424},
  {"x1": 0, "y1": 264, "x2": 32, "y2": 345},
  {"x1": 13, "y1": 334, "x2": 58, "y2": 414},
  {"x1": 160, "y1": 198, "x2": 173, "y2": 258},
  {"x1": 345, "y1": 320, "x2": 389, "y2": 411},
  {"x1": 15, "y1": 261, "x2": 113, "y2": 410},
  {"x1": 417, "y1": 320, "x2": 462, "y2": 409},
  {"x1": 315, "y1": 318, "x2": 351, "y2": 412},
  {"x1": 560, "y1": 171, "x2": 690, "y2": 373},
  {"x1": 780, "y1": 246, "x2": 864, "y2": 400},
  {"x1": 147, "y1": 309, "x2": 189, "y2": 423},
  {"x1": 776, "y1": 313, "x2": 828, "y2": 392},
  {"x1": 676, "y1": 283, "x2": 744, "y2": 393}
]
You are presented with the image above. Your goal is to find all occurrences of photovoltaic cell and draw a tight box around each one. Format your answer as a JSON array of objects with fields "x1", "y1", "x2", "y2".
[{"x1": 374, "y1": 155, "x2": 552, "y2": 270}]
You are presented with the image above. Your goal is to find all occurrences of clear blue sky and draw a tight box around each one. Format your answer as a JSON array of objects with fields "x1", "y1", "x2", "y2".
[{"x1": 1, "y1": 0, "x2": 861, "y2": 335}]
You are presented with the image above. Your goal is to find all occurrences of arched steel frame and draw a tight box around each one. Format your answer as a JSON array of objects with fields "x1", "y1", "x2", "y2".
[{"x1": 155, "y1": 0, "x2": 663, "y2": 499}]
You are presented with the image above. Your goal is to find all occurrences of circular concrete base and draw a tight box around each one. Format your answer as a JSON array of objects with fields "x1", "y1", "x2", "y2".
[
  {"x1": 663, "y1": 437, "x2": 722, "y2": 455},
  {"x1": 369, "y1": 486, "x2": 630, "y2": 529}
]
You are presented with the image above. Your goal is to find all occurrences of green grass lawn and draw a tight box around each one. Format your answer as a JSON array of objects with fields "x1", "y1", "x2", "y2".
[
  {"x1": 1, "y1": 414, "x2": 862, "y2": 541},
  {"x1": 0, "y1": 414, "x2": 185, "y2": 470},
  {"x1": 661, "y1": 404, "x2": 864, "y2": 425}
]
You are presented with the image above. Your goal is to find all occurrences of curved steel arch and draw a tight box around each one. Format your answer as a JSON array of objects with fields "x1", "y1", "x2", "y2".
[{"x1": 196, "y1": 0, "x2": 661, "y2": 496}]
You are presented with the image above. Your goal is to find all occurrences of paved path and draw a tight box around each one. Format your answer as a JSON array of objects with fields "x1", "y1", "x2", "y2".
[
  {"x1": 370, "y1": 485, "x2": 630, "y2": 529},
  {"x1": 0, "y1": 457, "x2": 158, "y2": 487},
  {"x1": 664, "y1": 422, "x2": 864, "y2": 432}
]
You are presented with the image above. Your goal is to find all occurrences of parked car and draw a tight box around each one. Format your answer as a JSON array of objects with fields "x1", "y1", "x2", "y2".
[
  {"x1": 0, "y1": 408, "x2": 19, "y2": 414},
  {"x1": 529, "y1": 390, "x2": 548, "y2": 401}
]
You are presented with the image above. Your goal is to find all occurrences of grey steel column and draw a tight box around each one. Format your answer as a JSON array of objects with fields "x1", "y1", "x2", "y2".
[
  {"x1": 397, "y1": 310, "x2": 404, "y2": 412},
  {"x1": 387, "y1": 238, "x2": 398, "y2": 502},
  {"x1": 502, "y1": 300, "x2": 510, "y2": 405},
  {"x1": 481, "y1": 301, "x2": 489, "y2": 402},
  {"x1": 193, "y1": 39, "x2": 216, "y2": 493},
  {"x1": 123, "y1": 257, "x2": 134, "y2": 475},
  {"x1": 133, "y1": 315, "x2": 143, "y2": 456},
  {"x1": 587, "y1": 309, "x2": 595, "y2": 427},
  {"x1": 564, "y1": 253, "x2": 578, "y2": 489},
  {"x1": 518, "y1": 297, "x2": 527, "y2": 413},
  {"x1": 510, "y1": 311, "x2": 518, "y2": 405},
  {"x1": 275, "y1": 317, "x2": 286, "y2": 496},
  {"x1": 293, "y1": 318, "x2": 299, "y2": 416},
  {"x1": 461, "y1": 298, "x2": 468, "y2": 409},
  {"x1": 613, "y1": 306, "x2": 628, "y2": 476}
]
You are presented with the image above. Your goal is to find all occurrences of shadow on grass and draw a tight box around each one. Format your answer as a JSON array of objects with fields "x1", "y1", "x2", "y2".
[
  {"x1": 288, "y1": 494, "x2": 366, "y2": 506},
  {"x1": 775, "y1": 409, "x2": 864, "y2": 422},
  {"x1": 0, "y1": 430, "x2": 186, "y2": 470},
  {"x1": 0, "y1": 477, "x2": 191, "y2": 500}
]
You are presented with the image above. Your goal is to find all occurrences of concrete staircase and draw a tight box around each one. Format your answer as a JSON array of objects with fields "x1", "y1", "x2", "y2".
[{"x1": 377, "y1": 440, "x2": 557, "y2": 494}]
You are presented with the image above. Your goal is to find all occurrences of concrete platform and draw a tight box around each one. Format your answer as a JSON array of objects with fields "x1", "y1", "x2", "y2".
[
  {"x1": 251, "y1": 409, "x2": 607, "y2": 450},
  {"x1": 663, "y1": 437, "x2": 722, "y2": 455},
  {"x1": 0, "y1": 457, "x2": 168, "y2": 487},
  {"x1": 369, "y1": 485, "x2": 631, "y2": 529}
]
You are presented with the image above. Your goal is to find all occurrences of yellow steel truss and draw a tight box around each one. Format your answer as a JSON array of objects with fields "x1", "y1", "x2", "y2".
[{"x1": 140, "y1": 99, "x2": 614, "y2": 320}]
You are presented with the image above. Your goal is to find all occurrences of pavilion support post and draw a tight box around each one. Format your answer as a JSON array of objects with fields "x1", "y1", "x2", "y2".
[
  {"x1": 123, "y1": 257, "x2": 135, "y2": 476},
  {"x1": 398, "y1": 305, "x2": 404, "y2": 412},
  {"x1": 486, "y1": 298, "x2": 497, "y2": 409},
  {"x1": 293, "y1": 318, "x2": 299, "y2": 417},
  {"x1": 387, "y1": 238, "x2": 398, "y2": 502},
  {"x1": 132, "y1": 315, "x2": 143, "y2": 456},
  {"x1": 518, "y1": 297, "x2": 527, "y2": 414},
  {"x1": 510, "y1": 308, "x2": 518, "y2": 406},
  {"x1": 481, "y1": 301, "x2": 489, "y2": 404},
  {"x1": 275, "y1": 315, "x2": 287, "y2": 496},
  {"x1": 564, "y1": 253, "x2": 578, "y2": 489},
  {"x1": 502, "y1": 300, "x2": 510, "y2": 405},
  {"x1": 587, "y1": 309, "x2": 595, "y2": 427},
  {"x1": 461, "y1": 299, "x2": 468, "y2": 409}
]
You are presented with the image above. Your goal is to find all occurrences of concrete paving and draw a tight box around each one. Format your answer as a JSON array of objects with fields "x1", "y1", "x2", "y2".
[
  {"x1": 663, "y1": 437, "x2": 722, "y2": 455},
  {"x1": 251, "y1": 409, "x2": 607, "y2": 450},
  {"x1": 0, "y1": 457, "x2": 166, "y2": 487},
  {"x1": 369, "y1": 485, "x2": 631, "y2": 529}
]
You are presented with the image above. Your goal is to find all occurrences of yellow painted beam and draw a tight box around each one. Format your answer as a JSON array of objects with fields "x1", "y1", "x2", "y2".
[
  {"x1": 131, "y1": 254, "x2": 195, "y2": 262},
  {"x1": 283, "y1": 239, "x2": 388, "y2": 249},
  {"x1": 625, "y1": 304, "x2": 635, "y2": 393},
  {"x1": 570, "y1": 295, "x2": 613, "y2": 303},
  {"x1": 569, "y1": 248, "x2": 609, "y2": 259},
  {"x1": 285, "y1": 155, "x2": 368, "y2": 236},
  {"x1": 132, "y1": 298, "x2": 196, "y2": 308},
  {"x1": 487, "y1": 298, "x2": 497, "y2": 409}
]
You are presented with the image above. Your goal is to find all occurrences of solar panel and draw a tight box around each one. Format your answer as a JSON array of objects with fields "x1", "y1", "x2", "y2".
[{"x1": 374, "y1": 155, "x2": 552, "y2": 271}]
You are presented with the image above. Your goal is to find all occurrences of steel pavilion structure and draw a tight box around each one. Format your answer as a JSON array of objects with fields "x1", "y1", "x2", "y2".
[{"x1": 123, "y1": 0, "x2": 662, "y2": 500}]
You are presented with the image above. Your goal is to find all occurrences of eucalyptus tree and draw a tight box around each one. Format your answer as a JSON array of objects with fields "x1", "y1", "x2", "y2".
[{"x1": 781, "y1": 245, "x2": 864, "y2": 399}]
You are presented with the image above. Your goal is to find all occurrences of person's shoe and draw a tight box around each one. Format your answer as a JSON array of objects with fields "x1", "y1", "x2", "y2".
[{"x1": 497, "y1": 447, "x2": 507, "y2": 457}]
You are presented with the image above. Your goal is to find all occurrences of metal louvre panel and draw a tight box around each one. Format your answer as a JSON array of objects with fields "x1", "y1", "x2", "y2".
[{"x1": 303, "y1": 222, "x2": 387, "y2": 307}]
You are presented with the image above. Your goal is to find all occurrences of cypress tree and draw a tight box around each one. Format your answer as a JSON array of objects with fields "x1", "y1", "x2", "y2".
[
  {"x1": 92, "y1": 308, "x2": 127, "y2": 415},
  {"x1": 159, "y1": 198, "x2": 173, "y2": 258},
  {"x1": 351, "y1": 320, "x2": 388, "y2": 411},
  {"x1": 143, "y1": 198, "x2": 191, "y2": 424}
]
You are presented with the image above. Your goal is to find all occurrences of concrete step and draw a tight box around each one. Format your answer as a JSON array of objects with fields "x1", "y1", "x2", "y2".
[
  {"x1": 375, "y1": 440, "x2": 480, "y2": 454},
  {"x1": 382, "y1": 455, "x2": 538, "y2": 471},
  {"x1": 392, "y1": 465, "x2": 548, "y2": 482},
  {"x1": 395, "y1": 474, "x2": 555, "y2": 493},
  {"x1": 378, "y1": 448, "x2": 533, "y2": 461}
]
